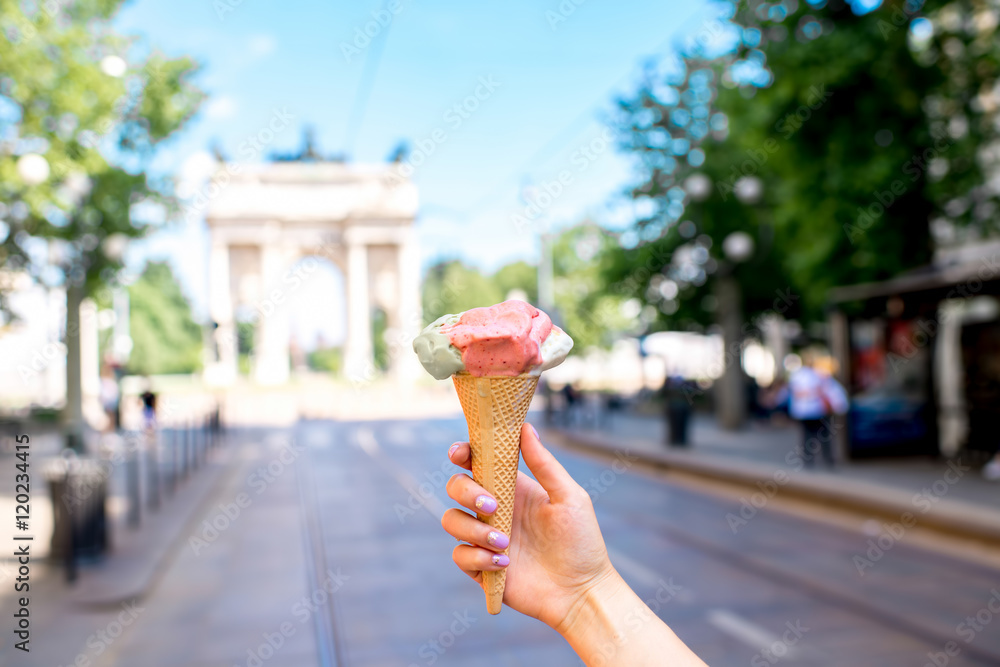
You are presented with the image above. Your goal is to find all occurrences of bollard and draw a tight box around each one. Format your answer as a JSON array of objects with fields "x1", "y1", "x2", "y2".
[
  {"x1": 183, "y1": 421, "x2": 191, "y2": 478},
  {"x1": 147, "y1": 429, "x2": 160, "y2": 511},
  {"x1": 126, "y1": 437, "x2": 141, "y2": 529},
  {"x1": 167, "y1": 425, "x2": 177, "y2": 494}
]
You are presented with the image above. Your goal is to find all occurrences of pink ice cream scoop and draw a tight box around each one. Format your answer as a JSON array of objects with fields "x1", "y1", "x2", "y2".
[{"x1": 441, "y1": 300, "x2": 553, "y2": 376}]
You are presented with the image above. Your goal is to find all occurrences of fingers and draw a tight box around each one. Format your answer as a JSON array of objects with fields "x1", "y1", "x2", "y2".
[
  {"x1": 520, "y1": 422, "x2": 580, "y2": 504},
  {"x1": 448, "y1": 441, "x2": 472, "y2": 471},
  {"x1": 446, "y1": 472, "x2": 498, "y2": 515},
  {"x1": 441, "y1": 508, "x2": 510, "y2": 551},
  {"x1": 452, "y1": 544, "x2": 509, "y2": 581}
]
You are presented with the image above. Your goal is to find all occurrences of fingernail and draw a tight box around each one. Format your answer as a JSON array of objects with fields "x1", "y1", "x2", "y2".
[
  {"x1": 448, "y1": 443, "x2": 460, "y2": 458},
  {"x1": 530, "y1": 425, "x2": 539, "y2": 440},
  {"x1": 487, "y1": 531, "x2": 509, "y2": 549},
  {"x1": 491, "y1": 554, "x2": 510, "y2": 567},
  {"x1": 475, "y1": 495, "x2": 497, "y2": 514}
]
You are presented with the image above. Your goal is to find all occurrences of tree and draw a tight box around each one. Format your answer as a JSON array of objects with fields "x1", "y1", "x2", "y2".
[
  {"x1": 421, "y1": 260, "x2": 503, "y2": 325},
  {"x1": 493, "y1": 261, "x2": 538, "y2": 303},
  {"x1": 611, "y1": 0, "x2": 999, "y2": 428},
  {"x1": 611, "y1": 0, "x2": 998, "y2": 327},
  {"x1": 0, "y1": 0, "x2": 204, "y2": 445},
  {"x1": 552, "y1": 222, "x2": 639, "y2": 350},
  {"x1": 127, "y1": 262, "x2": 202, "y2": 375}
]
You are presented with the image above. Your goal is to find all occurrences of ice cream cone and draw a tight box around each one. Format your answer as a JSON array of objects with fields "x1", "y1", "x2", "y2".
[{"x1": 452, "y1": 371, "x2": 538, "y2": 615}]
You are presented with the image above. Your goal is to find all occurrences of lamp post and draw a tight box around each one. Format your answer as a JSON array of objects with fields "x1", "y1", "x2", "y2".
[{"x1": 714, "y1": 177, "x2": 760, "y2": 430}]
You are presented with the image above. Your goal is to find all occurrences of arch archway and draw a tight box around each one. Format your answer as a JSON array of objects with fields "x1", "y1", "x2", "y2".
[{"x1": 203, "y1": 161, "x2": 422, "y2": 385}]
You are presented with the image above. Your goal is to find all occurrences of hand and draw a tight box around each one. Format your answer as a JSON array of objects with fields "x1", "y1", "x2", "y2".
[{"x1": 442, "y1": 423, "x2": 617, "y2": 631}]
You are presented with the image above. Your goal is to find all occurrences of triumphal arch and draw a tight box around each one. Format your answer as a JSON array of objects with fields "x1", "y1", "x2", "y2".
[{"x1": 203, "y1": 160, "x2": 422, "y2": 385}]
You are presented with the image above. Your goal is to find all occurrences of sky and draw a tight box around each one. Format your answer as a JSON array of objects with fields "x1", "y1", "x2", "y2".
[{"x1": 115, "y1": 0, "x2": 714, "y2": 344}]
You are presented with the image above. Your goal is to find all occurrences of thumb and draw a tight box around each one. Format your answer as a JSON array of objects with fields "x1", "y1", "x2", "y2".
[{"x1": 520, "y1": 422, "x2": 579, "y2": 504}]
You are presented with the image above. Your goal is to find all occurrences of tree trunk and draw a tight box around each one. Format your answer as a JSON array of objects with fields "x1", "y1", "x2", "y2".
[
  {"x1": 715, "y1": 275, "x2": 746, "y2": 430},
  {"x1": 64, "y1": 282, "x2": 85, "y2": 452}
]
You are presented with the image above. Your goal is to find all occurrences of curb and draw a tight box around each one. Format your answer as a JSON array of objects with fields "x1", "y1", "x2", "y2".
[{"x1": 543, "y1": 427, "x2": 1000, "y2": 546}]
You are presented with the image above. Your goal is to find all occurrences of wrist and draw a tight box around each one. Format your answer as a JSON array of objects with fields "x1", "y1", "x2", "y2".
[{"x1": 554, "y1": 567, "x2": 632, "y2": 644}]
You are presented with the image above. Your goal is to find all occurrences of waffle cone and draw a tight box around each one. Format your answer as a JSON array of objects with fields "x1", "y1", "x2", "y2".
[{"x1": 452, "y1": 372, "x2": 539, "y2": 615}]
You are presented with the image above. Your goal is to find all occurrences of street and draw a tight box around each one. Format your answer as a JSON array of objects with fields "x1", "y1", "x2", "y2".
[{"x1": 15, "y1": 415, "x2": 994, "y2": 667}]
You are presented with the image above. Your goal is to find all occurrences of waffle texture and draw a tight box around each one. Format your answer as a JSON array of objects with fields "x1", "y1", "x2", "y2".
[{"x1": 452, "y1": 372, "x2": 539, "y2": 614}]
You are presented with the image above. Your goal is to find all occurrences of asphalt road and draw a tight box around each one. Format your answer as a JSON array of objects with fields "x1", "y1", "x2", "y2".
[
  {"x1": 295, "y1": 416, "x2": 1000, "y2": 667},
  {"x1": 19, "y1": 416, "x2": 998, "y2": 667}
]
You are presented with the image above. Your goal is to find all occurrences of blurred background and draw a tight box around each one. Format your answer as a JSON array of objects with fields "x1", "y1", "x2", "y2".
[{"x1": 2, "y1": 0, "x2": 1000, "y2": 665}]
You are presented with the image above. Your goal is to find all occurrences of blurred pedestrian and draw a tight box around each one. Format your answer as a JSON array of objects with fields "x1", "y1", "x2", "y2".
[
  {"x1": 140, "y1": 383, "x2": 158, "y2": 432},
  {"x1": 99, "y1": 367, "x2": 120, "y2": 432},
  {"x1": 561, "y1": 383, "x2": 579, "y2": 426},
  {"x1": 663, "y1": 375, "x2": 693, "y2": 447},
  {"x1": 442, "y1": 424, "x2": 707, "y2": 666},
  {"x1": 777, "y1": 350, "x2": 848, "y2": 468}
]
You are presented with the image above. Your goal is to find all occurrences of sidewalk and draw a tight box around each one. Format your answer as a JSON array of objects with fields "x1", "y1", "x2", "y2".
[{"x1": 543, "y1": 411, "x2": 1000, "y2": 544}]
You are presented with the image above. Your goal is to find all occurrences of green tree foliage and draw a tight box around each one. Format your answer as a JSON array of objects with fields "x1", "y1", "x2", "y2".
[
  {"x1": 127, "y1": 262, "x2": 202, "y2": 375},
  {"x1": 552, "y1": 223, "x2": 639, "y2": 349},
  {"x1": 493, "y1": 261, "x2": 538, "y2": 302},
  {"x1": 307, "y1": 346, "x2": 342, "y2": 373},
  {"x1": 610, "y1": 0, "x2": 999, "y2": 329},
  {"x1": 0, "y1": 0, "x2": 204, "y2": 305},
  {"x1": 420, "y1": 223, "x2": 636, "y2": 351},
  {"x1": 421, "y1": 260, "x2": 503, "y2": 324},
  {"x1": 372, "y1": 308, "x2": 390, "y2": 370}
]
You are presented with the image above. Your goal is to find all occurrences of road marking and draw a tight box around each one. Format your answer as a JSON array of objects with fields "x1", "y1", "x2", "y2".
[
  {"x1": 355, "y1": 426, "x2": 448, "y2": 518},
  {"x1": 706, "y1": 609, "x2": 794, "y2": 655}
]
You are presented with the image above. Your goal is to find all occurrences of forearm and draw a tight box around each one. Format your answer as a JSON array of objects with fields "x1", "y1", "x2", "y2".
[{"x1": 557, "y1": 572, "x2": 706, "y2": 667}]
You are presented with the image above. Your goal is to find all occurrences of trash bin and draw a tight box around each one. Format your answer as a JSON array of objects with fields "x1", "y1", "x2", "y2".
[{"x1": 45, "y1": 453, "x2": 109, "y2": 581}]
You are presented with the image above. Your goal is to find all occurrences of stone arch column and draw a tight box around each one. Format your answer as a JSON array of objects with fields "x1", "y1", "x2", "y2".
[{"x1": 205, "y1": 161, "x2": 419, "y2": 386}]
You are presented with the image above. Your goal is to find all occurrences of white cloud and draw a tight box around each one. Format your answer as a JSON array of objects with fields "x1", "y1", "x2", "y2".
[{"x1": 204, "y1": 95, "x2": 238, "y2": 120}]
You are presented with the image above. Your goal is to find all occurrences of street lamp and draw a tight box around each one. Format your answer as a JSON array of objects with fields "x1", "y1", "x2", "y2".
[
  {"x1": 17, "y1": 153, "x2": 50, "y2": 185},
  {"x1": 722, "y1": 231, "x2": 755, "y2": 263},
  {"x1": 716, "y1": 224, "x2": 759, "y2": 431},
  {"x1": 733, "y1": 176, "x2": 763, "y2": 205},
  {"x1": 684, "y1": 173, "x2": 712, "y2": 202}
]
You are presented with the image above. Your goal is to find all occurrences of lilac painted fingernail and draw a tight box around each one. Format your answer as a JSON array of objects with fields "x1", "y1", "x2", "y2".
[
  {"x1": 475, "y1": 495, "x2": 497, "y2": 514},
  {"x1": 448, "y1": 443, "x2": 460, "y2": 457},
  {"x1": 487, "y1": 531, "x2": 509, "y2": 549},
  {"x1": 530, "y1": 425, "x2": 539, "y2": 440},
  {"x1": 491, "y1": 554, "x2": 510, "y2": 567}
]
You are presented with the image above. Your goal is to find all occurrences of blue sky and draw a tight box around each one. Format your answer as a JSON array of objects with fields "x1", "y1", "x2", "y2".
[{"x1": 116, "y1": 0, "x2": 712, "y2": 341}]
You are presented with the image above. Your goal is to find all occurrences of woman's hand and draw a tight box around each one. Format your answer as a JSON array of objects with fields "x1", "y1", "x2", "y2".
[{"x1": 441, "y1": 423, "x2": 617, "y2": 631}]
